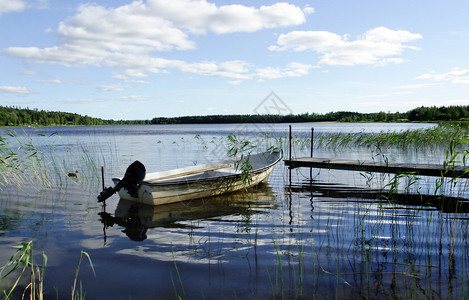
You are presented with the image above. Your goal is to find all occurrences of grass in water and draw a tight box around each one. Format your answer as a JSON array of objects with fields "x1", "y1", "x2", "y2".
[
  {"x1": 0, "y1": 241, "x2": 94, "y2": 300},
  {"x1": 0, "y1": 241, "x2": 45, "y2": 300},
  {"x1": 314, "y1": 123, "x2": 469, "y2": 150},
  {"x1": 0, "y1": 129, "x2": 115, "y2": 190}
]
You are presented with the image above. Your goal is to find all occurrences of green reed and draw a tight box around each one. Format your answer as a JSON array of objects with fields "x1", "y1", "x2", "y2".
[
  {"x1": 0, "y1": 241, "x2": 94, "y2": 300},
  {"x1": 71, "y1": 251, "x2": 95, "y2": 300},
  {"x1": 0, "y1": 130, "x2": 46, "y2": 188},
  {"x1": 224, "y1": 134, "x2": 279, "y2": 187},
  {"x1": 272, "y1": 238, "x2": 284, "y2": 300},
  {"x1": 315, "y1": 123, "x2": 469, "y2": 150},
  {"x1": 0, "y1": 241, "x2": 45, "y2": 300},
  {"x1": 0, "y1": 130, "x2": 116, "y2": 190}
]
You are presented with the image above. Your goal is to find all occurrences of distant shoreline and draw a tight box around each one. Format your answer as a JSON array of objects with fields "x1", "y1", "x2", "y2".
[
  {"x1": 0, "y1": 120, "x2": 450, "y2": 129},
  {"x1": 1, "y1": 104, "x2": 468, "y2": 127}
]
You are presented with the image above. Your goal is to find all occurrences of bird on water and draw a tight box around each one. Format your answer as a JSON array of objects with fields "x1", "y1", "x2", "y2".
[{"x1": 68, "y1": 170, "x2": 79, "y2": 178}]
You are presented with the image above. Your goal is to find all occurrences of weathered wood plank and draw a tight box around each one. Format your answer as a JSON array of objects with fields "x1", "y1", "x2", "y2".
[{"x1": 284, "y1": 157, "x2": 469, "y2": 178}]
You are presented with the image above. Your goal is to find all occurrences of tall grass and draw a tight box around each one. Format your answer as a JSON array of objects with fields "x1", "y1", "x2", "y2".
[
  {"x1": 314, "y1": 123, "x2": 469, "y2": 150},
  {"x1": 0, "y1": 130, "x2": 50, "y2": 188},
  {"x1": 0, "y1": 241, "x2": 45, "y2": 300},
  {"x1": 0, "y1": 129, "x2": 111, "y2": 189},
  {"x1": 0, "y1": 241, "x2": 94, "y2": 300}
]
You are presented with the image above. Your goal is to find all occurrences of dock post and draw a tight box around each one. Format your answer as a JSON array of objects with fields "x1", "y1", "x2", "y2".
[
  {"x1": 310, "y1": 127, "x2": 314, "y2": 158},
  {"x1": 289, "y1": 125, "x2": 292, "y2": 161},
  {"x1": 101, "y1": 166, "x2": 105, "y2": 190},
  {"x1": 288, "y1": 125, "x2": 292, "y2": 187},
  {"x1": 310, "y1": 128, "x2": 313, "y2": 181}
]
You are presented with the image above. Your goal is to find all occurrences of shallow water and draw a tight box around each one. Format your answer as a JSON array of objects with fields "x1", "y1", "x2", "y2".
[{"x1": 1, "y1": 123, "x2": 468, "y2": 299}]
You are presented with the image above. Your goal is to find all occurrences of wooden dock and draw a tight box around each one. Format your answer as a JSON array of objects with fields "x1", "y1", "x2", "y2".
[{"x1": 284, "y1": 157, "x2": 469, "y2": 178}]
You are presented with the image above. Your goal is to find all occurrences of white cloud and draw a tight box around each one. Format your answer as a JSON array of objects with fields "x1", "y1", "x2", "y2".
[
  {"x1": 255, "y1": 62, "x2": 312, "y2": 79},
  {"x1": 5, "y1": 0, "x2": 304, "y2": 66},
  {"x1": 417, "y1": 67, "x2": 469, "y2": 84},
  {"x1": 22, "y1": 70, "x2": 40, "y2": 75},
  {"x1": 59, "y1": 95, "x2": 150, "y2": 104},
  {"x1": 146, "y1": 0, "x2": 305, "y2": 34},
  {"x1": 112, "y1": 69, "x2": 149, "y2": 80},
  {"x1": 394, "y1": 83, "x2": 437, "y2": 89},
  {"x1": 99, "y1": 83, "x2": 130, "y2": 92},
  {"x1": 0, "y1": 0, "x2": 25, "y2": 16},
  {"x1": 303, "y1": 5, "x2": 315, "y2": 15},
  {"x1": 4, "y1": 0, "x2": 306, "y2": 82},
  {"x1": 269, "y1": 26, "x2": 422, "y2": 66},
  {"x1": 0, "y1": 0, "x2": 49, "y2": 16},
  {"x1": 355, "y1": 91, "x2": 411, "y2": 99},
  {"x1": 36, "y1": 78, "x2": 62, "y2": 84},
  {"x1": 0, "y1": 85, "x2": 32, "y2": 94},
  {"x1": 59, "y1": 1, "x2": 196, "y2": 52},
  {"x1": 228, "y1": 80, "x2": 243, "y2": 85},
  {"x1": 177, "y1": 60, "x2": 252, "y2": 80},
  {"x1": 374, "y1": 58, "x2": 404, "y2": 67}
]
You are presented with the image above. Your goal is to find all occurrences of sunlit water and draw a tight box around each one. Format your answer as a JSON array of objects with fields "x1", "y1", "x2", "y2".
[{"x1": 1, "y1": 123, "x2": 468, "y2": 299}]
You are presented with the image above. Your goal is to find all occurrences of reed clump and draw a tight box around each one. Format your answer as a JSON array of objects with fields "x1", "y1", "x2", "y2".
[
  {"x1": 314, "y1": 123, "x2": 469, "y2": 151},
  {"x1": 0, "y1": 241, "x2": 94, "y2": 300},
  {"x1": 0, "y1": 130, "x2": 51, "y2": 188},
  {"x1": 0, "y1": 130, "x2": 108, "y2": 189}
]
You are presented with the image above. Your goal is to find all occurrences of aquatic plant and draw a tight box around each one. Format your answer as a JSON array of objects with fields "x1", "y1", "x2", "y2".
[
  {"x1": 71, "y1": 251, "x2": 95, "y2": 300},
  {"x1": 311, "y1": 123, "x2": 469, "y2": 152},
  {"x1": 0, "y1": 241, "x2": 45, "y2": 300},
  {"x1": 0, "y1": 129, "x2": 116, "y2": 190},
  {"x1": 0, "y1": 241, "x2": 94, "y2": 300},
  {"x1": 170, "y1": 251, "x2": 186, "y2": 300}
]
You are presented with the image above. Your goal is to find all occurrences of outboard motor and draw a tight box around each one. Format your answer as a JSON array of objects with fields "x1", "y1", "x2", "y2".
[{"x1": 98, "y1": 160, "x2": 146, "y2": 202}]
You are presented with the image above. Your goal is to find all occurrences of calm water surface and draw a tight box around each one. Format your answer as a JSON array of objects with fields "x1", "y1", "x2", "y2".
[{"x1": 1, "y1": 123, "x2": 468, "y2": 299}]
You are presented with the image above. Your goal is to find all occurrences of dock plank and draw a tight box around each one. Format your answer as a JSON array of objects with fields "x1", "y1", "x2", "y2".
[{"x1": 284, "y1": 157, "x2": 469, "y2": 178}]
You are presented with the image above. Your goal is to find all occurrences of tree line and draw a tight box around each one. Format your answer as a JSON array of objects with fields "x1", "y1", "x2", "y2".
[
  {"x1": 150, "y1": 111, "x2": 408, "y2": 124},
  {"x1": 0, "y1": 106, "x2": 150, "y2": 126},
  {"x1": 151, "y1": 105, "x2": 469, "y2": 124},
  {"x1": 1, "y1": 105, "x2": 468, "y2": 127}
]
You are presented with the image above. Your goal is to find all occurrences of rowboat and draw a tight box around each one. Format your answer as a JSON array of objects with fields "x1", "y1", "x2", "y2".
[{"x1": 99, "y1": 150, "x2": 282, "y2": 206}]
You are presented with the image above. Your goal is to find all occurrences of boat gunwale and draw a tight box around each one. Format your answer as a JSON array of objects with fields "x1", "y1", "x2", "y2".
[{"x1": 112, "y1": 149, "x2": 283, "y2": 187}]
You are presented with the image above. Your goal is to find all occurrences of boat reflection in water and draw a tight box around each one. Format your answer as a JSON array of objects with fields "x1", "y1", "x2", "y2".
[{"x1": 99, "y1": 183, "x2": 277, "y2": 241}]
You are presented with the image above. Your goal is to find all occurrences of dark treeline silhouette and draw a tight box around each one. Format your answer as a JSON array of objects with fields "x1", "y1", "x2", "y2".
[
  {"x1": 150, "y1": 111, "x2": 407, "y2": 124},
  {"x1": 1, "y1": 105, "x2": 468, "y2": 127},
  {"x1": 407, "y1": 105, "x2": 469, "y2": 121},
  {"x1": 152, "y1": 105, "x2": 467, "y2": 123},
  {"x1": 0, "y1": 106, "x2": 150, "y2": 126}
]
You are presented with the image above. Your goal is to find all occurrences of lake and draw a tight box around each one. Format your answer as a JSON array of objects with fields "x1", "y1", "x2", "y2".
[{"x1": 1, "y1": 123, "x2": 468, "y2": 299}]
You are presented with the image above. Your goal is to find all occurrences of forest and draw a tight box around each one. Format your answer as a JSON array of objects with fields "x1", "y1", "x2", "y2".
[
  {"x1": 0, "y1": 106, "x2": 150, "y2": 126},
  {"x1": 0, "y1": 105, "x2": 468, "y2": 127},
  {"x1": 150, "y1": 105, "x2": 469, "y2": 124}
]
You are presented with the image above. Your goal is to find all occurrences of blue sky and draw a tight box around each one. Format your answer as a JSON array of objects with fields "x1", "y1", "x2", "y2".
[{"x1": 1, "y1": 0, "x2": 469, "y2": 120}]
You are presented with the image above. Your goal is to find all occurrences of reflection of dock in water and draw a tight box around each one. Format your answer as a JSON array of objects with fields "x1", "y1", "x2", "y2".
[
  {"x1": 289, "y1": 180, "x2": 469, "y2": 214},
  {"x1": 99, "y1": 183, "x2": 277, "y2": 241}
]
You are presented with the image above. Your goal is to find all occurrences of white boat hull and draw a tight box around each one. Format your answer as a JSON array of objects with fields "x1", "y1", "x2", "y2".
[{"x1": 112, "y1": 150, "x2": 282, "y2": 206}]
